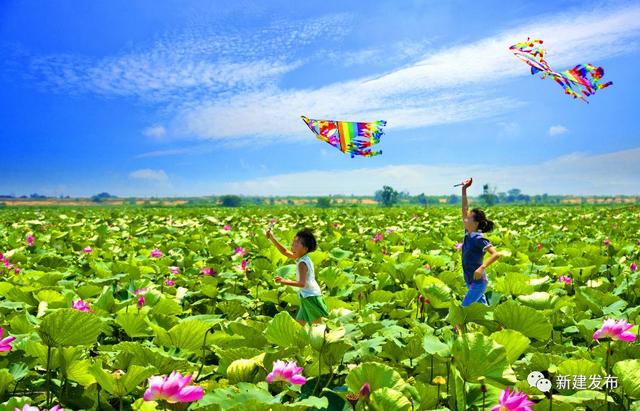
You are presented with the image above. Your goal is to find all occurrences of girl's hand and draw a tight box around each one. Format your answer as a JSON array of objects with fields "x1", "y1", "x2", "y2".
[
  {"x1": 462, "y1": 178, "x2": 473, "y2": 189},
  {"x1": 473, "y1": 267, "x2": 484, "y2": 280},
  {"x1": 274, "y1": 276, "x2": 284, "y2": 284}
]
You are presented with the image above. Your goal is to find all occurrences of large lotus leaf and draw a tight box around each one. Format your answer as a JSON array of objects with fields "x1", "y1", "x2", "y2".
[
  {"x1": 329, "y1": 247, "x2": 352, "y2": 260},
  {"x1": 370, "y1": 387, "x2": 412, "y2": 411},
  {"x1": 494, "y1": 300, "x2": 552, "y2": 340},
  {"x1": 192, "y1": 382, "x2": 278, "y2": 410},
  {"x1": 114, "y1": 342, "x2": 188, "y2": 374},
  {"x1": 345, "y1": 362, "x2": 405, "y2": 394},
  {"x1": 490, "y1": 329, "x2": 530, "y2": 364},
  {"x1": 66, "y1": 359, "x2": 97, "y2": 386},
  {"x1": 276, "y1": 264, "x2": 297, "y2": 279},
  {"x1": 215, "y1": 347, "x2": 263, "y2": 375},
  {"x1": 38, "y1": 308, "x2": 106, "y2": 346},
  {"x1": 556, "y1": 359, "x2": 604, "y2": 393},
  {"x1": 156, "y1": 319, "x2": 212, "y2": 352},
  {"x1": 423, "y1": 334, "x2": 451, "y2": 357},
  {"x1": 115, "y1": 312, "x2": 153, "y2": 338},
  {"x1": 264, "y1": 311, "x2": 309, "y2": 349},
  {"x1": 451, "y1": 332, "x2": 512, "y2": 385},
  {"x1": 613, "y1": 360, "x2": 640, "y2": 399},
  {"x1": 415, "y1": 275, "x2": 452, "y2": 304},
  {"x1": 517, "y1": 292, "x2": 560, "y2": 310},
  {"x1": 494, "y1": 272, "x2": 534, "y2": 296},
  {"x1": 226, "y1": 354, "x2": 265, "y2": 384},
  {"x1": 0, "y1": 370, "x2": 14, "y2": 396},
  {"x1": 90, "y1": 361, "x2": 155, "y2": 397}
]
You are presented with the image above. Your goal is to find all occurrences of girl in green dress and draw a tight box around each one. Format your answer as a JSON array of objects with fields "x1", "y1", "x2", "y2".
[{"x1": 267, "y1": 227, "x2": 329, "y2": 325}]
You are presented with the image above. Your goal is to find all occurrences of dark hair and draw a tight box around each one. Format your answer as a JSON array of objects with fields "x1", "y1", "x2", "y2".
[
  {"x1": 296, "y1": 228, "x2": 317, "y2": 252},
  {"x1": 471, "y1": 208, "x2": 495, "y2": 233}
]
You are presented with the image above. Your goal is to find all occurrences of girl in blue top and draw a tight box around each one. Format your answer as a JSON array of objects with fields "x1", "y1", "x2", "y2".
[
  {"x1": 460, "y1": 178, "x2": 501, "y2": 307},
  {"x1": 266, "y1": 227, "x2": 329, "y2": 325}
]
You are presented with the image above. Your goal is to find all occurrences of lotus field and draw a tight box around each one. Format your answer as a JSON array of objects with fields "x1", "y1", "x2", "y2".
[{"x1": 0, "y1": 206, "x2": 639, "y2": 411}]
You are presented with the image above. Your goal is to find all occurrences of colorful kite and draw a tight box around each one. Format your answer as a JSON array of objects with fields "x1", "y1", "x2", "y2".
[
  {"x1": 301, "y1": 115, "x2": 387, "y2": 157},
  {"x1": 509, "y1": 38, "x2": 612, "y2": 103}
]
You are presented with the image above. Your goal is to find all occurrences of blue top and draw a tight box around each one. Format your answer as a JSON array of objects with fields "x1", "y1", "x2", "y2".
[{"x1": 462, "y1": 230, "x2": 492, "y2": 284}]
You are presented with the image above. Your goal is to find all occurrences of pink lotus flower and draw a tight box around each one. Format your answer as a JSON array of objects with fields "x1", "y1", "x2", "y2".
[
  {"x1": 135, "y1": 287, "x2": 148, "y2": 295},
  {"x1": 137, "y1": 295, "x2": 145, "y2": 309},
  {"x1": 16, "y1": 405, "x2": 63, "y2": 411},
  {"x1": 455, "y1": 243, "x2": 463, "y2": 251},
  {"x1": 372, "y1": 233, "x2": 382, "y2": 243},
  {"x1": 143, "y1": 371, "x2": 204, "y2": 403},
  {"x1": 83, "y1": 247, "x2": 93, "y2": 253},
  {"x1": 236, "y1": 259, "x2": 249, "y2": 272},
  {"x1": 165, "y1": 279, "x2": 175, "y2": 286},
  {"x1": 169, "y1": 266, "x2": 180, "y2": 274},
  {"x1": 150, "y1": 248, "x2": 163, "y2": 258},
  {"x1": 72, "y1": 299, "x2": 91, "y2": 312},
  {"x1": 491, "y1": 387, "x2": 534, "y2": 411},
  {"x1": 266, "y1": 360, "x2": 306, "y2": 385},
  {"x1": 359, "y1": 382, "x2": 371, "y2": 397},
  {"x1": 223, "y1": 224, "x2": 231, "y2": 231},
  {"x1": 593, "y1": 318, "x2": 637, "y2": 342},
  {"x1": 26, "y1": 234, "x2": 34, "y2": 247},
  {"x1": 604, "y1": 239, "x2": 610, "y2": 247},
  {"x1": 631, "y1": 262, "x2": 638, "y2": 272},
  {"x1": 558, "y1": 275, "x2": 571, "y2": 285},
  {"x1": 201, "y1": 267, "x2": 216, "y2": 276},
  {"x1": 536, "y1": 243, "x2": 542, "y2": 251},
  {"x1": 14, "y1": 267, "x2": 20, "y2": 274},
  {"x1": 235, "y1": 247, "x2": 246, "y2": 256},
  {"x1": 0, "y1": 327, "x2": 15, "y2": 352}
]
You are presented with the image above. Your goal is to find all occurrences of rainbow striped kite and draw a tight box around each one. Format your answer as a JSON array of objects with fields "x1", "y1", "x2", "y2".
[
  {"x1": 509, "y1": 39, "x2": 612, "y2": 103},
  {"x1": 301, "y1": 115, "x2": 387, "y2": 158}
]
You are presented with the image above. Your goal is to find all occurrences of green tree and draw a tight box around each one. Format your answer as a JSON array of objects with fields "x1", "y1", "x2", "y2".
[
  {"x1": 317, "y1": 197, "x2": 332, "y2": 208},
  {"x1": 480, "y1": 184, "x2": 498, "y2": 206},
  {"x1": 375, "y1": 186, "x2": 399, "y2": 207},
  {"x1": 220, "y1": 195, "x2": 243, "y2": 207}
]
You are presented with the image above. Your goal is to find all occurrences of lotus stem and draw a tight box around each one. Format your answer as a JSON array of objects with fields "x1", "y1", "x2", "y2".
[
  {"x1": 45, "y1": 344, "x2": 52, "y2": 406},
  {"x1": 605, "y1": 339, "x2": 611, "y2": 411}
]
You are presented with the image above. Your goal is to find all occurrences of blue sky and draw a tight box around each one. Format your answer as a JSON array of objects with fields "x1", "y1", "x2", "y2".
[{"x1": 1, "y1": 0, "x2": 639, "y2": 197}]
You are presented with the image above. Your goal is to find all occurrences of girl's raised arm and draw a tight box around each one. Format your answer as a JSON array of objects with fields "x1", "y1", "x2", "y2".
[
  {"x1": 461, "y1": 178, "x2": 473, "y2": 223},
  {"x1": 266, "y1": 229, "x2": 296, "y2": 259}
]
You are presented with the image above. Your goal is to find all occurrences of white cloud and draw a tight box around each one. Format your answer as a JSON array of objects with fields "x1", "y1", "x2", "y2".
[
  {"x1": 177, "y1": 4, "x2": 640, "y2": 141},
  {"x1": 129, "y1": 169, "x2": 169, "y2": 182},
  {"x1": 14, "y1": 14, "x2": 349, "y2": 102},
  {"x1": 549, "y1": 125, "x2": 569, "y2": 136},
  {"x1": 218, "y1": 147, "x2": 640, "y2": 196},
  {"x1": 143, "y1": 125, "x2": 167, "y2": 139}
]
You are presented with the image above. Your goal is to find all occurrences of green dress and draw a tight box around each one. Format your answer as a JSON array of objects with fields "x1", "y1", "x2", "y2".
[{"x1": 295, "y1": 255, "x2": 329, "y2": 322}]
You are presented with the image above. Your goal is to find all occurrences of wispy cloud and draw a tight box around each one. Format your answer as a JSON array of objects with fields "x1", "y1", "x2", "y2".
[
  {"x1": 10, "y1": 14, "x2": 350, "y2": 102},
  {"x1": 143, "y1": 125, "x2": 167, "y2": 139},
  {"x1": 324, "y1": 39, "x2": 433, "y2": 68},
  {"x1": 177, "y1": 4, "x2": 640, "y2": 142},
  {"x1": 219, "y1": 146, "x2": 640, "y2": 196},
  {"x1": 129, "y1": 169, "x2": 169, "y2": 182},
  {"x1": 549, "y1": 125, "x2": 569, "y2": 136}
]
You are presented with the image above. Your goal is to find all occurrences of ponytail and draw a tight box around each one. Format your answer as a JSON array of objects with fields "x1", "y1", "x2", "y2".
[{"x1": 471, "y1": 208, "x2": 495, "y2": 233}]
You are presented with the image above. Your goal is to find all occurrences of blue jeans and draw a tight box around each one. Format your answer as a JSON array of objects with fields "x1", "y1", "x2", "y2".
[{"x1": 462, "y1": 280, "x2": 489, "y2": 307}]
